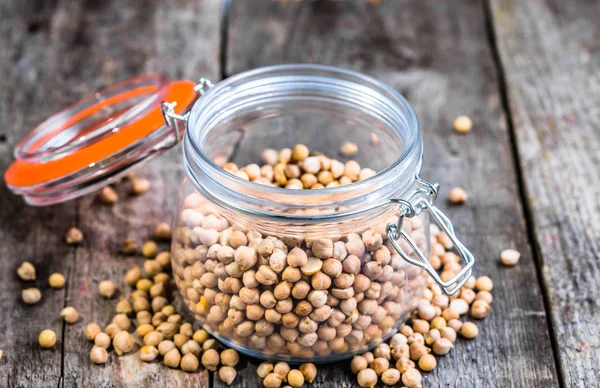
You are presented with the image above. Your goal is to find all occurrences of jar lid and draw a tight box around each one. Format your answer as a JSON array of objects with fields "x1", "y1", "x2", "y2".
[{"x1": 4, "y1": 74, "x2": 199, "y2": 205}]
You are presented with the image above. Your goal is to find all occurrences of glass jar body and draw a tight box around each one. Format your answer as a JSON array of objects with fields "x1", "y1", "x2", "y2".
[{"x1": 171, "y1": 64, "x2": 431, "y2": 362}]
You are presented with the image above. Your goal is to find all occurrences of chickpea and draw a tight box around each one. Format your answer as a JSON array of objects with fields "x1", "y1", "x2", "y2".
[
  {"x1": 475, "y1": 276, "x2": 494, "y2": 292},
  {"x1": 22, "y1": 288, "x2": 42, "y2": 305},
  {"x1": 299, "y1": 363, "x2": 317, "y2": 383},
  {"x1": 291, "y1": 144, "x2": 309, "y2": 162},
  {"x1": 287, "y1": 369, "x2": 304, "y2": 388},
  {"x1": 39, "y1": 329, "x2": 56, "y2": 348},
  {"x1": 219, "y1": 366, "x2": 237, "y2": 385},
  {"x1": 220, "y1": 348, "x2": 239, "y2": 367},
  {"x1": 181, "y1": 353, "x2": 199, "y2": 372},
  {"x1": 94, "y1": 332, "x2": 111, "y2": 349},
  {"x1": 65, "y1": 227, "x2": 83, "y2": 245},
  {"x1": 357, "y1": 368, "x2": 377, "y2": 388},
  {"x1": 140, "y1": 345, "x2": 159, "y2": 362},
  {"x1": 199, "y1": 348, "x2": 218, "y2": 371},
  {"x1": 90, "y1": 346, "x2": 109, "y2": 364},
  {"x1": 263, "y1": 373, "x2": 282, "y2": 388},
  {"x1": 274, "y1": 362, "x2": 291, "y2": 380},
  {"x1": 453, "y1": 115, "x2": 472, "y2": 133},
  {"x1": 60, "y1": 307, "x2": 79, "y2": 324},
  {"x1": 164, "y1": 348, "x2": 181, "y2": 368},
  {"x1": 500, "y1": 248, "x2": 520, "y2": 266},
  {"x1": 99, "y1": 186, "x2": 118, "y2": 204},
  {"x1": 460, "y1": 321, "x2": 479, "y2": 339},
  {"x1": 381, "y1": 368, "x2": 400, "y2": 385},
  {"x1": 402, "y1": 368, "x2": 423, "y2": 388},
  {"x1": 113, "y1": 331, "x2": 134, "y2": 355},
  {"x1": 17, "y1": 261, "x2": 36, "y2": 281},
  {"x1": 98, "y1": 280, "x2": 116, "y2": 298},
  {"x1": 48, "y1": 273, "x2": 66, "y2": 289},
  {"x1": 433, "y1": 337, "x2": 454, "y2": 355},
  {"x1": 257, "y1": 361, "x2": 274, "y2": 378}
]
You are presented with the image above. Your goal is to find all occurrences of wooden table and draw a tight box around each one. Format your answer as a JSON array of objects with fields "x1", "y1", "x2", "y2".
[{"x1": 0, "y1": 0, "x2": 598, "y2": 387}]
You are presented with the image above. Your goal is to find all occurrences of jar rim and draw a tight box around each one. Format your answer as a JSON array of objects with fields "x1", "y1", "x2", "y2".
[{"x1": 184, "y1": 64, "x2": 422, "y2": 220}]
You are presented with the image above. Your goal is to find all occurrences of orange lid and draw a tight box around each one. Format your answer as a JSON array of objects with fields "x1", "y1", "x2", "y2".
[{"x1": 5, "y1": 74, "x2": 199, "y2": 205}]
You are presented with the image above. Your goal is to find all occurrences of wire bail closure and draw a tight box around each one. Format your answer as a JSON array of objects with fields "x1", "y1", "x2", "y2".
[
  {"x1": 386, "y1": 175, "x2": 474, "y2": 295},
  {"x1": 160, "y1": 78, "x2": 214, "y2": 148}
]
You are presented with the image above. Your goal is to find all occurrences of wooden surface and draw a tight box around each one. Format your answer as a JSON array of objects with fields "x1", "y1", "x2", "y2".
[
  {"x1": 0, "y1": 0, "x2": 597, "y2": 387},
  {"x1": 490, "y1": 0, "x2": 600, "y2": 386}
]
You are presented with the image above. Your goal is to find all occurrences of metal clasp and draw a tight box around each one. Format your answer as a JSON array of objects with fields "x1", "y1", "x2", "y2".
[
  {"x1": 386, "y1": 176, "x2": 474, "y2": 295},
  {"x1": 160, "y1": 77, "x2": 214, "y2": 148}
]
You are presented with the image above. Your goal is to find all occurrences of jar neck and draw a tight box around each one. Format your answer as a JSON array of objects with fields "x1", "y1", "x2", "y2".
[{"x1": 183, "y1": 64, "x2": 422, "y2": 223}]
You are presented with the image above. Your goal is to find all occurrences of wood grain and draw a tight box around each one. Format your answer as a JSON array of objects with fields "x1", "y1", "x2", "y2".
[
  {"x1": 490, "y1": 0, "x2": 600, "y2": 386},
  {"x1": 227, "y1": 0, "x2": 559, "y2": 387},
  {"x1": 0, "y1": 0, "x2": 222, "y2": 387}
]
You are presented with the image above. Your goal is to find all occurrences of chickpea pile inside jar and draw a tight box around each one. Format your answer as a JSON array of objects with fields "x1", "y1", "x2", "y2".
[{"x1": 170, "y1": 65, "x2": 474, "y2": 362}]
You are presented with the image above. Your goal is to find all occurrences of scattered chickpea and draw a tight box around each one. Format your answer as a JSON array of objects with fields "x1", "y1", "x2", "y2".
[
  {"x1": 60, "y1": 307, "x2": 79, "y2": 324},
  {"x1": 22, "y1": 288, "x2": 41, "y2": 304},
  {"x1": 121, "y1": 238, "x2": 138, "y2": 254},
  {"x1": 419, "y1": 353, "x2": 437, "y2": 371},
  {"x1": 402, "y1": 368, "x2": 423, "y2": 388},
  {"x1": 264, "y1": 373, "x2": 282, "y2": 388},
  {"x1": 257, "y1": 361, "x2": 274, "y2": 378},
  {"x1": 475, "y1": 276, "x2": 494, "y2": 292},
  {"x1": 274, "y1": 362, "x2": 291, "y2": 380},
  {"x1": 287, "y1": 369, "x2": 304, "y2": 388},
  {"x1": 460, "y1": 322, "x2": 479, "y2": 339},
  {"x1": 449, "y1": 187, "x2": 468, "y2": 204},
  {"x1": 471, "y1": 300, "x2": 491, "y2": 319},
  {"x1": 65, "y1": 227, "x2": 84, "y2": 245},
  {"x1": 192, "y1": 329, "x2": 209, "y2": 345},
  {"x1": 113, "y1": 331, "x2": 134, "y2": 355},
  {"x1": 164, "y1": 348, "x2": 181, "y2": 368},
  {"x1": 142, "y1": 241, "x2": 158, "y2": 258},
  {"x1": 291, "y1": 144, "x2": 309, "y2": 162},
  {"x1": 84, "y1": 323, "x2": 102, "y2": 341},
  {"x1": 39, "y1": 329, "x2": 56, "y2": 348},
  {"x1": 94, "y1": 332, "x2": 111, "y2": 349},
  {"x1": 381, "y1": 369, "x2": 402, "y2": 385},
  {"x1": 220, "y1": 348, "x2": 239, "y2": 367},
  {"x1": 48, "y1": 273, "x2": 65, "y2": 289},
  {"x1": 299, "y1": 363, "x2": 317, "y2": 383},
  {"x1": 181, "y1": 353, "x2": 199, "y2": 372},
  {"x1": 357, "y1": 368, "x2": 377, "y2": 388},
  {"x1": 500, "y1": 249, "x2": 520, "y2": 266},
  {"x1": 98, "y1": 280, "x2": 116, "y2": 298},
  {"x1": 201, "y1": 348, "x2": 220, "y2": 371},
  {"x1": 99, "y1": 186, "x2": 118, "y2": 204},
  {"x1": 140, "y1": 345, "x2": 159, "y2": 362},
  {"x1": 453, "y1": 115, "x2": 473, "y2": 133},
  {"x1": 219, "y1": 366, "x2": 237, "y2": 385},
  {"x1": 90, "y1": 346, "x2": 109, "y2": 364},
  {"x1": 154, "y1": 222, "x2": 172, "y2": 240},
  {"x1": 131, "y1": 178, "x2": 151, "y2": 194},
  {"x1": 17, "y1": 261, "x2": 36, "y2": 281}
]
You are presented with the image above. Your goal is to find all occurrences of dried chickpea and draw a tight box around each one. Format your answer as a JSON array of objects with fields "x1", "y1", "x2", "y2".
[
  {"x1": 419, "y1": 353, "x2": 437, "y2": 371},
  {"x1": 340, "y1": 141, "x2": 359, "y2": 156},
  {"x1": 449, "y1": 187, "x2": 468, "y2": 204},
  {"x1": 453, "y1": 115, "x2": 473, "y2": 133},
  {"x1": 90, "y1": 346, "x2": 109, "y2": 364},
  {"x1": 291, "y1": 144, "x2": 309, "y2": 162},
  {"x1": 60, "y1": 307, "x2": 79, "y2": 324},
  {"x1": 471, "y1": 300, "x2": 491, "y2": 319},
  {"x1": 154, "y1": 222, "x2": 172, "y2": 240},
  {"x1": 48, "y1": 273, "x2": 65, "y2": 289},
  {"x1": 299, "y1": 363, "x2": 317, "y2": 383},
  {"x1": 287, "y1": 369, "x2": 304, "y2": 388},
  {"x1": 274, "y1": 362, "x2": 291, "y2": 380},
  {"x1": 113, "y1": 331, "x2": 134, "y2": 355},
  {"x1": 17, "y1": 261, "x2": 36, "y2": 281},
  {"x1": 131, "y1": 178, "x2": 150, "y2": 194},
  {"x1": 219, "y1": 366, "x2": 237, "y2": 385},
  {"x1": 99, "y1": 186, "x2": 118, "y2": 204},
  {"x1": 202, "y1": 348, "x2": 220, "y2": 371},
  {"x1": 220, "y1": 348, "x2": 239, "y2": 367},
  {"x1": 164, "y1": 348, "x2": 181, "y2": 368},
  {"x1": 381, "y1": 368, "x2": 400, "y2": 385},
  {"x1": 181, "y1": 353, "x2": 199, "y2": 372},
  {"x1": 460, "y1": 322, "x2": 479, "y2": 339},
  {"x1": 94, "y1": 332, "x2": 111, "y2": 349},
  {"x1": 357, "y1": 368, "x2": 377, "y2": 388},
  {"x1": 125, "y1": 266, "x2": 142, "y2": 286},
  {"x1": 500, "y1": 248, "x2": 520, "y2": 266},
  {"x1": 257, "y1": 361, "x2": 274, "y2": 378},
  {"x1": 475, "y1": 276, "x2": 493, "y2": 292},
  {"x1": 402, "y1": 368, "x2": 422, "y2": 388},
  {"x1": 65, "y1": 227, "x2": 83, "y2": 244},
  {"x1": 264, "y1": 373, "x2": 282, "y2": 388},
  {"x1": 84, "y1": 323, "x2": 102, "y2": 341},
  {"x1": 98, "y1": 280, "x2": 116, "y2": 298},
  {"x1": 22, "y1": 288, "x2": 41, "y2": 305},
  {"x1": 121, "y1": 237, "x2": 138, "y2": 254},
  {"x1": 39, "y1": 329, "x2": 56, "y2": 348}
]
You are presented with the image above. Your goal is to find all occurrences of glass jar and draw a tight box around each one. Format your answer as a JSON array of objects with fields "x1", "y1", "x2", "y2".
[
  {"x1": 5, "y1": 64, "x2": 473, "y2": 363},
  {"x1": 170, "y1": 65, "x2": 474, "y2": 362}
]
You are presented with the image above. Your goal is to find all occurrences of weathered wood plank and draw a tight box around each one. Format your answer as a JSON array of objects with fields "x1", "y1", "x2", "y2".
[
  {"x1": 490, "y1": 0, "x2": 600, "y2": 386},
  {"x1": 0, "y1": 0, "x2": 222, "y2": 387},
  {"x1": 227, "y1": 0, "x2": 558, "y2": 387}
]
